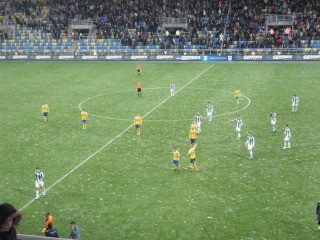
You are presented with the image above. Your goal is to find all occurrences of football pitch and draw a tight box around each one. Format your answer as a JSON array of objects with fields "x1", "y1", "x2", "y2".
[{"x1": 1, "y1": 61, "x2": 320, "y2": 240}]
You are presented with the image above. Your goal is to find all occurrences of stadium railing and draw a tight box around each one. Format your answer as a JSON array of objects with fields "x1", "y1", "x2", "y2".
[
  {"x1": 17, "y1": 234, "x2": 67, "y2": 240},
  {"x1": 0, "y1": 20, "x2": 16, "y2": 31},
  {"x1": 162, "y1": 17, "x2": 188, "y2": 29},
  {"x1": 1, "y1": 47, "x2": 319, "y2": 56},
  {"x1": 69, "y1": 19, "x2": 94, "y2": 30}
]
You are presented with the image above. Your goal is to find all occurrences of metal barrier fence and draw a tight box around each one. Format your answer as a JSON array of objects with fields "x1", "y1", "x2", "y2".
[
  {"x1": 162, "y1": 17, "x2": 188, "y2": 29},
  {"x1": 1, "y1": 48, "x2": 319, "y2": 56},
  {"x1": 17, "y1": 234, "x2": 67, "y2": 240},
  {"x1": 69, "y1": 19, "x2": 94, "y2": 30},
  {"x1": 1, "y1": 52, "x2": 320, "y2": 61}
]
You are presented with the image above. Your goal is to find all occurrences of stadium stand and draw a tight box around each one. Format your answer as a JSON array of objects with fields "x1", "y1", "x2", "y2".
[
  {"x1": 0, "y1": 0, "x2": 319, "y2": 56},
  {"x1": 0, "y1": 0, "x2": 318, "y2": 55}
]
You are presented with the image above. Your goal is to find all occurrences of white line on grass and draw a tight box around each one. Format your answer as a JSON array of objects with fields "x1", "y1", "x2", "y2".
[
  {"x1": 19, "y1": 64, "x2": 215, "y2": 211},
  {"x1": 86, "y1": 89, "x2": 251, "y2": 121}
]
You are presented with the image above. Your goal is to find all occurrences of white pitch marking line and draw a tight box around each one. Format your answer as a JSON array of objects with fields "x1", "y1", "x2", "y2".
[
  {"x1": 83, "y1": 89, "x2": 251, "y2": 122},
  {"x1": 19, "y1": 64, "x2": 215, "y2": 211}
]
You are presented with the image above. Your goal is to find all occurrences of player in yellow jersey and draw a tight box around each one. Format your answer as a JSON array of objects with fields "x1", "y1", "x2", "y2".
[
  {"x1": 172, "y1": 148, "x2": 181, "y2": 171},
  {"x1": 189, "y1": 128, "x2": 198, "y2": 145},
  {"x1": 187, "y1": 143, "x2": 198, "y2": 171},
  {"x1": 190, "y1": 121, "x2": 198, "y2": 131},
  {"x1": 41, "y1": 102, "x2": 49, "y2": 122},
  {"x1": 80, "y1": 109, "x2": 89, "y2": 129},
  {"x1": 234, "y1": 90, "x2": 241, "y2": 104},
  {"x1": 134, "y1": 115, "x2": 142, "y2": 135}
]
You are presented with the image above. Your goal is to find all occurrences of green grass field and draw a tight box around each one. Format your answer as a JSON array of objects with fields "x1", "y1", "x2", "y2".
[{"x1": 1, "y1": 61, "x2": 320, "y2": 240}]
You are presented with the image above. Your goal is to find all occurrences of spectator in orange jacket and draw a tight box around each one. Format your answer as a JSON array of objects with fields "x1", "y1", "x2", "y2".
[{"x1": 41, "y1": 211, "x2": 54, "y2": 233}]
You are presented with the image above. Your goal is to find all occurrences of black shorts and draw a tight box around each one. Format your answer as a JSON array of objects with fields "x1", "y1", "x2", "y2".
[{"x1": 137, "y1": 88, "x2": 141, "y2": 92}]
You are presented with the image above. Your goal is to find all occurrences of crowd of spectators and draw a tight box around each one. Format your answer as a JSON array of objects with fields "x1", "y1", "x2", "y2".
[
  {"x1": 0, "y1": 0, "x2": 320, "y2": 50},
  {"x1": 1, "y1": 0, "x2": 67, "y2": 39}
]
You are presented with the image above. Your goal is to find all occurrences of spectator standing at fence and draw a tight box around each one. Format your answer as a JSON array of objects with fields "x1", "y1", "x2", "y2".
[
  {"x1": 45, "y1": 223, "x2": 59, "y2": 238},
  {"x1": 316, "y1": 201, "x2": 320, "y2": 230},
  {"x1": 41, "y1": 211, "x2": 54, "y2": 233},
  {"x1": 0, "y1": 203, "x2": 22, "y2": 240},
  {"x1": 69, "y1": 221, "x2": 80, "y2": 239}
]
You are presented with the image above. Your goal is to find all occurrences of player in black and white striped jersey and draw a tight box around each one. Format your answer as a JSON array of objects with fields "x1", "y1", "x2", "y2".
[
  {"x1": 206, "y1": 102, "x2": 214, "y2": 122},
  {"x1": 194, "y1": 113, "x2": 202, "y2": 133},
  {"x1": 283, "y1": 124, "x2": 291, "y2": 149},
  {"x1": 245, "y1": 132, "x2": 255, "y2": 159},
  {"x1": 269, "y1": 112, "x2": 277, "y2": 132},
  {"x1": 292, "y1": 94, "x2": 299, "y2": 112},
  {"x1": 170, "y1": 82, "x2": 175, "y2": 96},
  {"x1": 230, "y1": 117, "x2": 243, "y2": 140},
  {"x1": 35, "y1": 167, "x2": 45, "y2": 199}
]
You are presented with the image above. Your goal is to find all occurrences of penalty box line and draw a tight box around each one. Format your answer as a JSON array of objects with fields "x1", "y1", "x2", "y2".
[{"x1": 19, "y1": 63, "x2": 215, "y2": 211}]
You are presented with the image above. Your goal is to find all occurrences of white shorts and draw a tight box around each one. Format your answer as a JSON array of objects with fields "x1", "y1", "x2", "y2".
[
  {"x1": 247, "y1": 144, "x2": 254, "y2": 151},
  {"x1": 271, "y1": 120, "x2": 276, "y2": 125},
  {"x1": 196, "y1": 122, "x2": 201, "y2": 128},
  {"x1": 284, "y1": 136, "x2": 290, "y2": 141},
  {"x1": 292, "y1": 103, "x2": 298, "y2": 107},
  {"x1": 236, "y1": 127, "x2": 241, "y2": 132},
  {"x1": 207, "y1": 112, "x2": 213, "y2": 117},
  {"x1": 35, "y1": 180, "x2": 44, "y2": 188}
]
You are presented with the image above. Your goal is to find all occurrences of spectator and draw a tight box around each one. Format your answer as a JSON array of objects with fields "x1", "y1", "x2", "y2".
[
  {"x1": 41, "y1": 211, "x2": 54, "y2": 233},
  {"x1": 45, "y1": 223, "x2": 59, "y2": 238},
  {"x1": 0, "y1": 203, "x2": 22, "y2": 240},
  {"x1": 1, "y1": 0, "x2": 319, "y2": 51},
  {"x1": 69, "y1": 221, "x2": 80, "y2": 240},
  {"x1": 316, "y1": 201, "x2": 320, "y2": 230}
]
